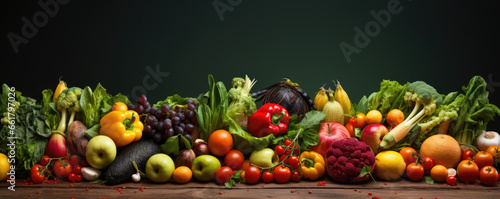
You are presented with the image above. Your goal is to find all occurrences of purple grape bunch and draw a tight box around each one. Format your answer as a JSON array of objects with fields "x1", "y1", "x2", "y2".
[{"x1": 129, "y1": 94, "x2": 198, "y2": 145}]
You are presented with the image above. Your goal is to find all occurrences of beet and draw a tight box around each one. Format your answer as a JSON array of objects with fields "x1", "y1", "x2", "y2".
[{"x1": 325, "y1": 138, "x2": 375, "y2": 183}]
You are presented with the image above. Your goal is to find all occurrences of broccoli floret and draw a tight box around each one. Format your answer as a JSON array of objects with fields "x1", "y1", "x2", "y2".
[
  {"x1": 55, "y1": 87, "x2": 82, "y2": 134},
  {"x1": 403, "y1": 81, "x2": 443, "y2": 127}
]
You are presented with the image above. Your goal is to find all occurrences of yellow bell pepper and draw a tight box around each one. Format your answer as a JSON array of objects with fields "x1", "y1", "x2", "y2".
[
  {"x1": 99, "y1": 109, "x2": 143, "y2": 147},
  {"x1": 299, "y1": 151, "x2": 325, "y2": 180}
]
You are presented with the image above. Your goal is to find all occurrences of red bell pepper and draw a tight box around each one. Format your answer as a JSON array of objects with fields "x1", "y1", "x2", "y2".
[{"x1": 248, "y1": 103, "x2": 289, "y2": 137}]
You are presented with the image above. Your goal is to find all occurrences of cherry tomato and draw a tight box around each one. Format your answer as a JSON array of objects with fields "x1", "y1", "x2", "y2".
[
  {"x1": 406, "y1": 163, "x2": 424, "y2": 181},
  {"x1": 462, "y1": 149, "x2": 474, "y2": 161},
  {"x1": 69, "y1": 156, "x2": 79, "y2": 166},
  {"x1": 446, "y1": 176, "x2": 457, "y2": 186},
  {"x1": 53, "y1": 160, "x2": 73, "y2": 179},
  {"x1": 485, "y1": 145, "x2": 500, "y2": 160},
  {"x1": 284, "y1": 139, "x2": 293, "y2": 148},
  {"x1": 245, "y1": 166, "x2": 261, "y2": 184},
  {"x1": 457, "y1": 160, "x2": 479, "y2": 183},
  {"x1": 399, "y1": 147, "x2": 418, "y2": 166},
  {"x1": 30, "y1": 165, "x2": 45, "y2": 184},
  {"x1": 349, "y1": 113, "x2": 366, "y2": 128},
  {"x1": 474, "y1": 151, "x2": 494, "y2": 170},
  {"x1": 274, "y1": 145, "x2": 285, "y2": 156},
  {"x1": 273, "y1": 166, "x2": 291, "y2": 183},
  {"x1": 75, "y1": 174, "x2": 83, "y2": 182},
  {"x1": 216, "y1": 166, "x2": 233, "y2": 184},
  {"x1": 280, "y1": 155, "x2": 288, "y2": 165},
  {"x1": 294, "y1": 144, "x2": 300, "y2": 156},
  {"x1": 73, "y1": 165, "x2": 82, "y2": 175},
  {"x1": 39, "y1": 155, "x2": 50, "y2": 166},
  {"x1": 224, "y1": 150, "x2": 245, "y2": 170},
  {"x1": 479, "y1": 166, "x2": 498, "y2": 186},
  {"x1": 421, "y1": 157, "x2": 434, "y2": 171},
  {"x1": 68, "y1": 173, "x2": 76, "y2": 182},
  {"x1": 291, "y1": 170, "x2": 301, "y2": 182},
  {"x1": 261, "y1": 171, "x2": 274, "y2": 183},
  {"x1": 287, "y1": 156, "x2": 300, "y2": 170}
]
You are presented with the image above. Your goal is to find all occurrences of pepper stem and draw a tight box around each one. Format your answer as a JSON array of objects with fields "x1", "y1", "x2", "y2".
[
  {"x1": 124, "y1": 113, "x2": 136, "y2": 130},
  {"x1": 301, "y1": 158, "x2": 315, "y2": 168},
  {"x1": 272, "y1": 112, "x2": 285, "y2": 126}
]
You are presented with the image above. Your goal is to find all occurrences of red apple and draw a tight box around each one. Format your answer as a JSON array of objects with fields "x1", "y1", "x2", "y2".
[
  {"x1": 46, "y1": 133, "x2": 68, "y2": 158},
  {"x1": 311, "y1": 122, "x2": 350, "y2": 157},
  {"x1": 361, "y1": 124, "x2": 389, "y2": 154}
]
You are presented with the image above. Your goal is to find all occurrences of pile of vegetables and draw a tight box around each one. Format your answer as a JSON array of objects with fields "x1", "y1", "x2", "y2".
[{"x1": 0, "y1": 74, "x2": 499, "y2": 187}]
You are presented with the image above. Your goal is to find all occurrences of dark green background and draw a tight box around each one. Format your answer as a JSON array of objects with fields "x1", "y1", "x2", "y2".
[{"x1": 1, "y1": 1, "x2": 499, "y2": 128}]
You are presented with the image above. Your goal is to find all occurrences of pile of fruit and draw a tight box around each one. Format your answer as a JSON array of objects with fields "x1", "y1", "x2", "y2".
[{"x1": 1, "y1": 75, "x2": 499, "y2": 188}]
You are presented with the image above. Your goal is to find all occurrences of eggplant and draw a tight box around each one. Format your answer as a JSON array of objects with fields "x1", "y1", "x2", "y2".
[
  {"x1": 252, "y1": 79, "x2": 316, "y2": 121},
  {"x1": 104, "y1": 139, "x2": 161, "y2": 185}
]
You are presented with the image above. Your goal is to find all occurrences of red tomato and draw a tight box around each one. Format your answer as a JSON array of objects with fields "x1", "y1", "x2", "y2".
[
  {"x1": 75, "y1": 174, "x2": 83, "y2": 182},
  {"x1": 224, "y1": 150, "x2": 245, "y2": 170},
  {"x1": 274, "y1": 145, "x2": 285, "y2": 156},
  {"x1": 53, "y1": 160, "x2": 73, "y2": 179},
  {"x1": 406, "y1": 163, "x2": 424, "y2": 181},
  {"x1": 349, "y1": 113, "x2": 366, "y2": 128},
  {"x1": 479, "y1": 166, "x2": 498, "y2": 186},
  {"x1": 284, "y1": 139, "x2": 293, "y2": 147},
  {"x1": 474, "y1": 151, "x2": 494, "y2": 170},
  {"x1": 280, "y1": 155, "x2": 288, "y2": 165},
  {"x1": 485, "y1": 145, "x2": 500, "y2": 160},
  {"x1": 73, "y1": 165, "x2": 82, "y2": 175},
  {"x1": 446, "y1": 176, "x2": 457, "y2": 186},
  {"x1": 30, "y1": 164, "x2": 45, "y2": 184},
  {"x1": 399, "y1": 147, "x2": 418, "y2": 166},
  {"x1": 68, "y1": 173, "x2": 76, "y2": 182},
  {"x1": 287, "y1": 156, "x2": 300, "y2": 170},
  {"x1": 462, "y1": 149, "x2": 474, "y2": 161},
  {"x1": 245, "y1": 166, "x2": 261, "y2": 184},
  {"x1": 69, "y1": 156, "x2": 79, "y2": 166},
  {"x1": 215, "y1": 166, "x2": 233, "y2": 184},
  {"x1": 291, "y1": 170, "x2": 301, "y2": 182},
  {"x1": 39, "y1": 155, "x2": 50, "y2": 166},
  {"x1": 261, "y1": 171, "x2": 274, "y2": 183},
  {"x1": 421, "y1": 157, "x2": 434, "y2": 171},
  {"x1": 273, "y1": 166, "x2": 291, "y2": 183},
  {"x1": 457, "y1": 160, "x2": 479, "y2": 183}
]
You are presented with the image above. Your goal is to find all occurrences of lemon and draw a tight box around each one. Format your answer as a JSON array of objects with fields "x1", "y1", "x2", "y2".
[
  {"x1": 374, "y1": 150, "x2": 406, "y2": 181},
  {"x1": 0, "y1": 153, "x2": 10, "y2": 181}
]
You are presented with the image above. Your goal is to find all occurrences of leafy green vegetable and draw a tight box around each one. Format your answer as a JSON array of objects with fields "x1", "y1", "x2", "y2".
[
  {"x1": 285, "y1": 111, "x2": 325, "y2": 151},
  {"x1": 153, "y1": 94, "x2": 195, "y2": 109},
  {"x1": 80, "y1": 83, "x2": 130, "y2": 133},
  {"x1": 0, "y1": 85, "x2": 51, "y2": 178},
  {"x1": 367, "y1": 80, "x2": 409, "y2": 116},
  {"x1": 42, "y1": 89, "x2": 60, "y2": 132},
  {"x1": 227, "y1": 75, "x2": 257, "y2": 130},
  {"x1": 196, "y1": 75, "x2": 229, "y2": 140},
  {"x1": 226, "y1": 115, "x2": 275, "y2": 155},
  {"x1": 449, "y1": 76, "x2": 500, "y2": 146}
]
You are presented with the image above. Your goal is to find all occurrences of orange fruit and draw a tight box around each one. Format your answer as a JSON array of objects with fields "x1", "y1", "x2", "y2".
[
  {"x1": 419, "y1": 134, "x2": 461, "y2": 168},
  {"x1": 173, "y1": 166, "x2": 192, "y2": 184},
  {"x1": 386, "y1": 109, "x2": 405, "y2": 127},
  {"x1": 430, "y1": 165, "x2": 448, "y2": 182},
  {"x1": 208, "y1": 130, "x2": 233, "y2": 156},
  {"x1": 366, "y1": 110, "x2": 383, "y2": 124},
  {"x1": 112, "y1": 102, "x2": 128, "y2": 112}
]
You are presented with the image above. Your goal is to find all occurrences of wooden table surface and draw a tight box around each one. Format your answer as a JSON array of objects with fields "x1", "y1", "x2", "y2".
[{"x1": 1, "y1": 177, "x2": 498, "y2": 199}]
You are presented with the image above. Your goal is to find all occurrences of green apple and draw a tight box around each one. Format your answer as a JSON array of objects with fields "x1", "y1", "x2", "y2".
[
  {"x1": 86, "y1": 135, "x2": 117, "y2": 169},
  {"x1": 191, "y1": 155, "x2": 221, "y2": 182},
  {"x1": 146, "y1": 153, "x2": 175, "y2": 183},
  {"x1": 249, "y1": 148, "x2": 279, "y2": 168}
]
